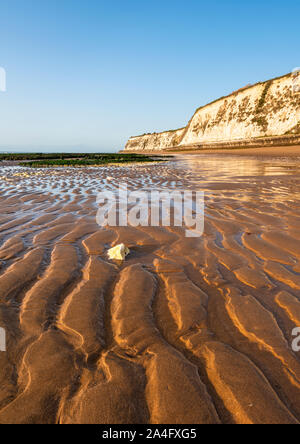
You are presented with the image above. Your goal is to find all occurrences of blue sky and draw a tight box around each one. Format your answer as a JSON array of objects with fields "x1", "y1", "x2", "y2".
[{"x1": 0, "y1": 0, "x2": 299, "y2": 152}]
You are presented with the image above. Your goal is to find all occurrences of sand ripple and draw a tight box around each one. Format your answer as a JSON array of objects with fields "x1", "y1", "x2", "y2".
[{"x1": 1, "y1": 155, "x2": 300, "y2": 424}]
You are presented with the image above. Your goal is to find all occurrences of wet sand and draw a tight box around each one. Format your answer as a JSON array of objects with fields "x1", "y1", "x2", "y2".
[
  {"x1": 135, "y1": 144, "x2": 300, "y2": 158},
  {"x1": 193, "y1": 144, "x2": 300, "y2": 157},
  {"x1": 1, "y1": 155, "x2": 300, "y2": 424}
]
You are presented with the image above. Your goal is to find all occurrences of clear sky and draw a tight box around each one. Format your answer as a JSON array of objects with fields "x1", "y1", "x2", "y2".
[{"x1": 0, "y1": 0, "x2": 299, "y2": 152}]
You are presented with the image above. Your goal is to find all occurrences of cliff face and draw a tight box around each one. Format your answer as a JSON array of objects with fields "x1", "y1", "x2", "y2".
[
  {"x1": 124, "y1": 73, "x2": 300, "y2": 151},
  {"x1": 125, "y1": 128, "x2": 185, "y2": 152}
]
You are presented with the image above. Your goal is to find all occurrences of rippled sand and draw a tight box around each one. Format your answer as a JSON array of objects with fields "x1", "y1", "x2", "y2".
[{"x1": 1, "y1": 155, "x2": 300, "y2": 424}]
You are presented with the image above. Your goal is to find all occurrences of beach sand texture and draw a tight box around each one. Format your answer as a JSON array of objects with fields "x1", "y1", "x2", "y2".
[{"x1": 1, "y1": 154, "x2": 300, "y2": 424}]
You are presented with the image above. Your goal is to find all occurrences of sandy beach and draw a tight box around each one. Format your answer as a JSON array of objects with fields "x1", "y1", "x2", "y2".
[
  {"x1": 131, "y1": 144, "x2": 300, "y2": 158},
  {"x1": 170, "y1": 145, "x2": 300, "y2": 157},
  {"x1": 1, "y1": 153, "x2": 300, "y2": 424}
]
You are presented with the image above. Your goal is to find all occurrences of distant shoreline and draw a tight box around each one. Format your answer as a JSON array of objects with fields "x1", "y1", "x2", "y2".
[{"x1": 123, "y1": 144, "x2": 300, "y2": 158}]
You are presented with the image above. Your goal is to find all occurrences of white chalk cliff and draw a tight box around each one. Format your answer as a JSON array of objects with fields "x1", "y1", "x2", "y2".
[{"x1": 125, "y1": 73, "x2": 300, "y2": 151}]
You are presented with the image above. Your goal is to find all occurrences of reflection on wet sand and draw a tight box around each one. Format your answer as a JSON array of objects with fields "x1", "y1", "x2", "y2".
[{"x1": 0, "y1": 154, "x2": 300, "y2": 424}]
